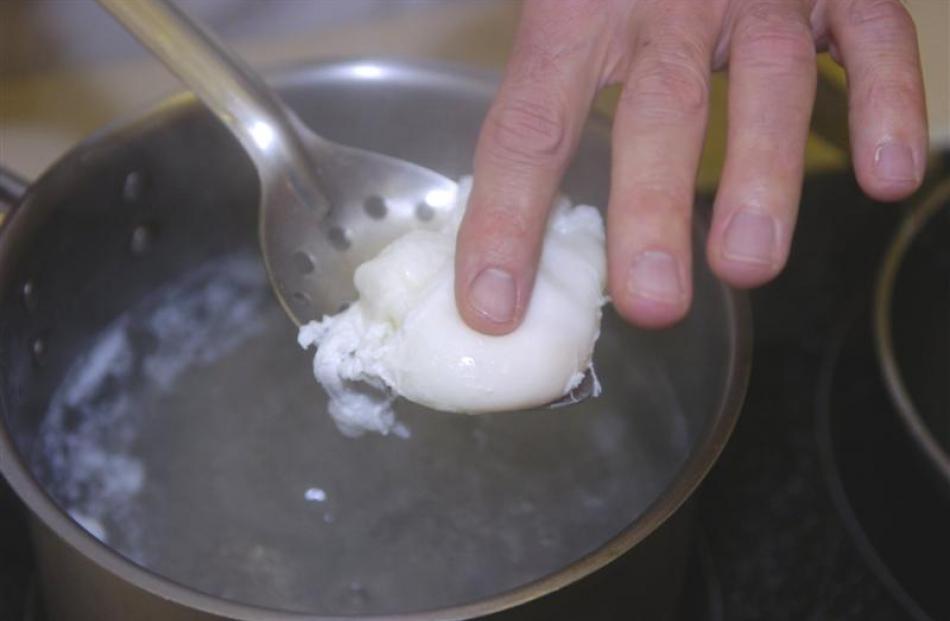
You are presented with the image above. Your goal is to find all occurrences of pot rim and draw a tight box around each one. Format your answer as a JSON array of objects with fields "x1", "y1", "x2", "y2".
[
  {"x1": 0, "y1": 58, "x2": 752, "y2": 621},
  {"x1": 873, "y1": 177, "x2": 950, "y2": 488}
]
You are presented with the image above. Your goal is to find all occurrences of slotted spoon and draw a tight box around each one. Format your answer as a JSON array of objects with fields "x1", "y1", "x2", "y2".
[
  {"x1": 95, "y1": 0, "x2": 596, "y2": 407},
  {"x1": 97, "y1": 0, "x2": 457, "y2": 324}
]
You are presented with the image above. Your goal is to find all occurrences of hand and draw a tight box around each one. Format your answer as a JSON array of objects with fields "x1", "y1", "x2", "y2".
[{"x1": 454, "y1": 0, "x2": 927, "y2": 333}]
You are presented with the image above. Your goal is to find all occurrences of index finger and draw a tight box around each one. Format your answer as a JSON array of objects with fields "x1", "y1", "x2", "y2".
[{"x1": 455, "y1": 0, "x2": 608, "y2": 335}]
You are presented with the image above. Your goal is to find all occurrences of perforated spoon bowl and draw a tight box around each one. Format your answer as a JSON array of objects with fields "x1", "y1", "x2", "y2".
[
  {"x1": 97, "y1": 0, "x2": 457, "y2": 324},
  {"x1": 96, "y1": 0, "x2": 596, "y2": 407}
]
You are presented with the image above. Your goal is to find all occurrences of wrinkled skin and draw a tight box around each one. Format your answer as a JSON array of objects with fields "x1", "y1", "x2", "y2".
[{"x1": 455, "y1": 0, "x2": 927, "y2": 332}]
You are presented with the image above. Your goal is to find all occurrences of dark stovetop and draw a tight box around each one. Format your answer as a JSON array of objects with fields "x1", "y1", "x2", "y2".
[
  {"x1": 2, "y1": 158, "x2": 947, "y2": 620},
  {"x1": 695, "y1": 155, "x2": 950, "y2": 621},
  {"x1": 0, "y1": 474, "x2": 36, "y2": 620}
]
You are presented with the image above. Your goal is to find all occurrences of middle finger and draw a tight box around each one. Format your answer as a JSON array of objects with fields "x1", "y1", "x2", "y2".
[
  {"x1": 607, "y1": 2, "x2": 718, "y2": 328},
  {"x1": 707, "y1": 0, "x2": 817, "y2": 287}
]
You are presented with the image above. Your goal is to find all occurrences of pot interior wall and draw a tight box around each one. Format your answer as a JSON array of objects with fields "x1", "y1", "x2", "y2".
[
  {"x1": 890, "y1": 199, "x2": 950, "y2": 454},
  {"x1": 0, "y1": 64, "x2": 738, "y2": 616}
]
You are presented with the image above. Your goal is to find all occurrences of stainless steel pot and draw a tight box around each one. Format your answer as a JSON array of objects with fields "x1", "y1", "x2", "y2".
[
  {"x1": 815, "y1": 172, "x2": 950, "y2": 621},
  {"x1": 0, "y1": 59, "x2": 750, "y2": 621},
  {"x1": 875, "y1": 177, "x2": 950, "y2": 490}
]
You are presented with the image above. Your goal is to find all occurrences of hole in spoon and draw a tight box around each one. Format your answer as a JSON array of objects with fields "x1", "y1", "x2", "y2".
[
  {"x1": 291, "y1": 291, "x2": 313, "y2": 315},
  {"x1": 293, "y1": 250, "x2": 315, "y2": 274},
  {"x1": 22, "y1": 280, "x2": 37, "y2": 311},
  {"x1": 32, "y1": 337, "x2": 46, "y2": 365},
  {"x1": 415, "y1": 202, "x2": 435, "y2": 222},
  {"x1": 363, "y1": 195, "x2": 387, "y2": 220},
  {"x1": 130, "y1": 224, "x2": 154, "y2": 255},
  {"x1": 122, "y1": 171, "x2": 146, "y2": 203},
  {"x1": 327, "y1": 226, "x2": 351, "y2": 251}
]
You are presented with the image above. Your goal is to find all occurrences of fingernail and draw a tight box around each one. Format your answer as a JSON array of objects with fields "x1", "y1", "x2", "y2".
[
  {"x1": 722, "y1": 210, "x2": 777, "y2": 266},
  {"x1": 469, "y1": 267, "x2": 517, "y2": 323},
  {"x1": 874, "y1": 141, "x2": 917, "y2": 182},
  {"x1": 627, "y1": 251, "x2": 684, "y2": 304}
]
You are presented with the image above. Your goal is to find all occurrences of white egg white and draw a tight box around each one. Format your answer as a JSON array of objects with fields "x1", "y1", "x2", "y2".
[{"x1": 299, "y1": 177, "x2": 606, "y2": 436}]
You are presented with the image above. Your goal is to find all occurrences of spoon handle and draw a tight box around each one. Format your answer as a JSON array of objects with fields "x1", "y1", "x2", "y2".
[{"x1": 96, "y1": 0, "x2": 326, "y2": 201}]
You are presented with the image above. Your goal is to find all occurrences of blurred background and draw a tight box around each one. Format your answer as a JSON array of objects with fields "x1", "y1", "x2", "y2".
[
  {"x1": 1, "y1": 0, "x2": 947, "y2": 184},
  {"x1": 0, "y1": 0, "x2": 515, "y2": 179},
  {"x1": 2, "y1": 3, "x2": 950, "y2": 621}
]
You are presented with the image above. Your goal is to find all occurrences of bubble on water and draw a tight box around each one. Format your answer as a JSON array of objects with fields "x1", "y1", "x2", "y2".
[
  {"x1": 342, "y1": 580, "x2": 370, "y2": 608},
  {"x1": 304, "y1": 487, "x2": 327, "y2": 502},
  {"x1": 130, "y1": 225, "x2": 153, "y2": 255},
  {"x1": 392, "y1": 422, "x2": 411, "y2": 439},
  {"x1": 122, "y1": 171, "x2": 146, "y2": 203},
  {"x1": 22, "y1": 280, "x2": 37, "y2": 311},
  {"x1": 31, "y1": 337, "x2": 46, "y2": 365}
]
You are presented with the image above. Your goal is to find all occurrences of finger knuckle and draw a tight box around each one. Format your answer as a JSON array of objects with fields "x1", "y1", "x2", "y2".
[
  {"x1": 614, "y1": 184, "x2": 694, "y2": 241},
  {"x1": 629, "y1": 183, "x2": 695, "y2": 218},
  {"x1": 482, "y1": 205, "x2": 533, "y2": 240},
  {"x1": 859, "y1": 73, "x2": 920, "y2": 111},
  {"x1": 846, "y1": 0, "x2": 917, "y2": 49},
  {"x1": 848, "y1": 0, "x2": 914, "y2": 31},
  {"x1": 484, "y1": 97, "x2": 568, "y2": 168},
  {"x1": 733, "y1": 5, "x2": 816, "y2": 72},
  {"x1": 472, "y1": 212, "x2": 534, "y2": 264},
  {"x1": 621, "y1": 43, "x2": 710, "y2": 122}
]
